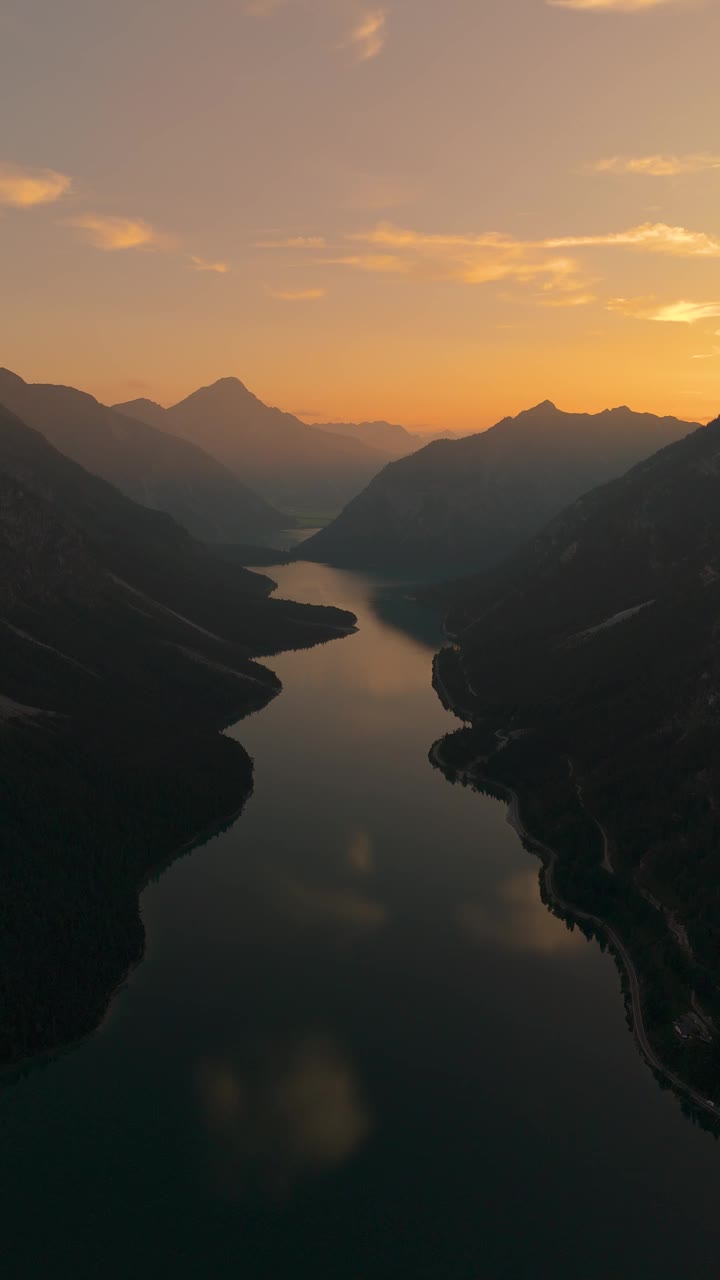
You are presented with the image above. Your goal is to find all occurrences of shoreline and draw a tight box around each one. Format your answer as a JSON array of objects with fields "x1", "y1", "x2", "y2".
[
  {"x1": 430, "y1": 720, "x2": 720, "y2": 1123},
  {"x1": 0, "y1": 789, "x2": 255, "y2": 1082}
]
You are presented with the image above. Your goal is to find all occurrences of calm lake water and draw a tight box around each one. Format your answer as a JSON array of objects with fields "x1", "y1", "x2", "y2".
[{"x1": 3, "y1": 562, "x2": 720, "y2": 1279}]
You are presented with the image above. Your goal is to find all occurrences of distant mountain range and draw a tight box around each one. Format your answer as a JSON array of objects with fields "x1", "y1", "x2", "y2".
[
  {"x1": 310, "y1": 419, "x2": 461, "y2": 458},
  {"x1": 432, "y1": 411, "x2": 720, "y2": 1109},
  {"x1": 0, "y1": 368, "x2": 286, "y2": 544},
  {"x1": 115, "y1": 379, "x2": 390, "y2": 511},
  {"x1": 0, "y1": 401, "x2": 354, "y2": 1063},
  {"x1": 302, "y1": 401, "x2": 699, "y2": 571}
]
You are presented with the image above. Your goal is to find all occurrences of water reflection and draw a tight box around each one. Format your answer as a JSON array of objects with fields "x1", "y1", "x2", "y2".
[
  {"x1": 5, "y1": 564, "x2": 720, "y2": 1280},
  {"x1": 458, "y1": 871, "x2": 586, "y2": 955},
  {"x1": 266, "y1": 870, "x2": 386, "y2": 937},
  {"x1": 347, "y1": 828, "x2": 374, "y2": 875},
  {"x1": 197, "y1": 1037, "x2": 371, "y2": 1197}
]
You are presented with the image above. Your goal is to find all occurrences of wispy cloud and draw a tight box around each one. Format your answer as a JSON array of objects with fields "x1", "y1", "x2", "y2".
[
  {"x1": 67, "y1": 214, "x2": 168, "y2": 251},
  {"x1": 590, "y1": 153, "x2": 720, "y2": 176},
  {"x1": 347, "y1": 9, "x2": 386, "y2": 61},
  {"x1": 266, "y1": 286, "x2": 327, "y2": 300},
  {"x1": 609, "y1": 298, "x2": 720, "y2": 323},
  {"x1": 190, "y1": 255, "x2": 230, "y2": 273},
  {"x1": 539, "y1": 293, "x2": 598, "y2": 307},
  {"x1": 260, "y1": 218, "x2": 720, "y2": 307},
  {"x1": 340, "y1": 224, "x2": 586, "y2": 288},
  {"x1": 548, "y1": 0, "x2": 685, "y2": 11},
  {"x1": 543, "y1": 222, "x2": 720, "y2": 256},
  {"x1": 0, "y1": 162, "x2": 71, "y2": 207},
  {"x1": 255, "y1": 235, "x2": 328, "y2": 248}
]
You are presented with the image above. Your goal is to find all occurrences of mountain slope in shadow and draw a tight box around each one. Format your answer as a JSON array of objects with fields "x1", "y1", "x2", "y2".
[
  {"x1": 0, "y1": 404, "x2": 355, "y2": 1065},
  {"x1": 117, "y1": 378, "x2": 389, "y2": 511},
  {"x1": 302, "y1": 401, "x2": 698, "y2": 572},
  {"x1": 0, "y1": 368, "x2": 286, "y2": 543}
]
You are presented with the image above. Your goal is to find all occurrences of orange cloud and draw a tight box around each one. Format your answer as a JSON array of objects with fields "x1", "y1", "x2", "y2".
[
  {"x1": 609, "y1": 297, "x2": 720, "y2": 323},
  {"x1": 544, "y1": 222, "x2": 720, "y2": 256},
  {"x1": 190, "y1": 255, "x2": 230, "y2": 273},
  {"x1": 267, "y1": 286, "x2": 327, "y2": 300},
  {"x1": 68, "y1": 214, "x2": 167, "y2": 251},
  {"x1": 548, "y1": 0, "x2": 685, "y2": 10},
  {"x1": 348, "y1": 9, "x2": 386, "y2": 61},
  {"x1": 590, "y1": 153, "x2": 720, "y2": 176},
  {"x1": 0, "y1": 162, "x2": 71, "y2": 207},
  {"x1": 255, "y1": 235, "x2": 328, "y2": 248}
]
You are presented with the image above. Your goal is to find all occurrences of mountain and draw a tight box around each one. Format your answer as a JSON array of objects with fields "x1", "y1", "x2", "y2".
[
  {"x1": 301, "y1": 401, "x2": 698, "y2": 572},
  {"x1": 311, "y1": 419, "x2": 465, "y2": 457},
  {"x1": 432, "y1": 413, "x2": 720, "y2": 1110},
  {"x1": 0, "y1": 368, "x2": 286, "y2": 543},
  {"x1": 118, "y1": 378, "x2": 389, "y2": 512},
  {"x1": 311, "y1": 419, "x2": 422, "y2": 457},
  {"x1": 0, "y1": 404, "x2": 355, "y2": 1064}
]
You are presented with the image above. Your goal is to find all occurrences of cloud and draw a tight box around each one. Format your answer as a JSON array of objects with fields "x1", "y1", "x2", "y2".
[
  {"x1": 262, "y1": 218, "x2": 720, "y2": 304},
  {"x1": 609, "y1": 297, "x2": 720, "y2": 323},
  {"x1": 190, "y1": 255, "x2": 230, "y2": 273},
  {"x1": 590, "y1": 153, "x2": 720, "y2": 176},
  {"x1": 539, "y1": 292, "x2": 597, "y2": 307},
  {"x1": 347, "y1": 8, "x2": 386, "y2": 60},
  {"x1": 256, "y1": 235, "x2": 327, "y2": 248},
  {"x1": 548, "y1": 0, "x2": 684, "y2": 10},
  {"x1": 267, "y1": 286, "x2": 327, "y2": 300},
  {"x1": 339, "y1": 225, "x2": 585, "y2": 288},
  {"x1": 0, "y1": 162, "x2": 71, "y2": 207},
  {"x1": 543, "y1": 222, "x2": 720, "y2": 256},
  {"x1": 67, "y1": 214, "x2": 167, "y2": 251}
]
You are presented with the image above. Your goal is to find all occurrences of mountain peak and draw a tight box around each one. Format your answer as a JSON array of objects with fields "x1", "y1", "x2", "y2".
[
  {"x1": 205, "y1": 376, "x2": 250, "y2": 394},
  {"x1": 0, "y1": 367, "x2": 28, "y2": 391}
]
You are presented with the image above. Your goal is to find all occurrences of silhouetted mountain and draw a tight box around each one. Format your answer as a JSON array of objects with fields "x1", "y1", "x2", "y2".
[
  {"x1": 433, "y1": 413, "x2": 720, "y2": 1104},
  {"x1": 112, "y1": 396, "x2": 170, "y2": 431},
  {"x1": 312, "y1": 419, "x2": 420, "y2": 457},
  {"x1": 311, "y1": 419, "x2": 464, "y2": 457},
  {"x1": 302, "y1": 401, "x2": 698, "y2": 571},
  {"x1": 0, "y1": 368, "x2": 286, "y2": 543},
  {"x1": 127, "y1": 377, "x2": 389, "y2": 511},
  {"x1": 0, "y1": 404, "x2": 355, "y2": 1063}
]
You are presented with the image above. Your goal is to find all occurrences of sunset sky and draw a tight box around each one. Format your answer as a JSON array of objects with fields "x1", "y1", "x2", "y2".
[{"x1": 2, "y1": 0, "x2": 720, "y2": 430}]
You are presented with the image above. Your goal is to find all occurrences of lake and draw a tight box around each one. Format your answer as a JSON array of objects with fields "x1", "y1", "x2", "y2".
[{"x1": 2, "y1": 562, "x2": 720, "y2": 1279}]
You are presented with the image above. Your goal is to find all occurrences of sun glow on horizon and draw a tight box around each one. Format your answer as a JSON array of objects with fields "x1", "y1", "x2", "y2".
[{"x1": 2, "y1": 0, "x2": 719, "y2": 429}]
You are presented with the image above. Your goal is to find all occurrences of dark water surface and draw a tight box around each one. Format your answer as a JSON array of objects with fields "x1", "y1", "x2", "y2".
[{"x1": 3, "y1": 563, "x2": 720, "y2": 1279}]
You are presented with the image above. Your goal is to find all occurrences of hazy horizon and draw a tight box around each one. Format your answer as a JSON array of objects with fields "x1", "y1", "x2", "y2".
[{"x1": 2, "y1": 0, "x2": 720, "y2": 428}]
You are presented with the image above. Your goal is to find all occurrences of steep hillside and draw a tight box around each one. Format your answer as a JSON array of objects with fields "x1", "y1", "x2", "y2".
[
  {"x1": 0, "y1": 368, "x2": 285, "y2": 543},
  {"x1": 303, "y1": 401, "x2": 697, "y2": 571},
  {"x1": 0, "y1": 405, "x2": 355, "y2": 1063},
  {"x1": 432, "y1": 414, "x2": 720, "y2": 1111},
  {"x1": 130, "y1": 377, "x2": 388, "y2": 510}
]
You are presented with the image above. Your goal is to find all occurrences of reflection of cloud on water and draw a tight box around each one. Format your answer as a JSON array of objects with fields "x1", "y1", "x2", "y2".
[
  {"x1": 274, "y1": 873, "x2": 386, "y2": 934},
  {"x1": 197, "y1": 1037, "x2": 371, "y2": 1196},
  {"x1": 347, "y1": 827, "x2": 374, "y2": 875},
  {"x1": 459, "y1": 872, "x2": 585, "y2": 955}
]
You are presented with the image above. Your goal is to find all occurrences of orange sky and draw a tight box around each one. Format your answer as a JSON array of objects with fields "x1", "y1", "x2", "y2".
[{"x1": 2, "y1": 0, "x2": 720, "y2": 430}]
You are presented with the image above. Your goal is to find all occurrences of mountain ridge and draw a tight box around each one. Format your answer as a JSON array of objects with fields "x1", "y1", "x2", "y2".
[
  {"x1": 118, "y1": 377, "x2": 391, "y2": 511},
  {"x1": 0, "y1": 368, "x2": 286, "y2": 543},
  {"x1": 301, "y1": 400, "x2": 700, "y2": 571}
]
